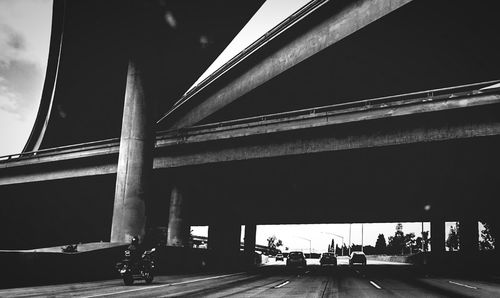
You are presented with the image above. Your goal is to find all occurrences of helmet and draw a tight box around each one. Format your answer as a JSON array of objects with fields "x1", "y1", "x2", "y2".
[{"x1": 131, "y1": 236, "x2": 139, "y2": 245}]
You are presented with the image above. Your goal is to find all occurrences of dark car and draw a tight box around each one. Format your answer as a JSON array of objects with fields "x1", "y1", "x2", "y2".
[
  {"x1": 349, "y1": 251, "x2": 367, "y2": 265},
  {"x1": 275, "y1": 253, "x2": 284, "y2": 261},
  {"x1": 286, "y1": 251, "x2": 307, "y2": 268},
  {"x1": 320, "y1": 252, "x2": 337, "y2": 266}
]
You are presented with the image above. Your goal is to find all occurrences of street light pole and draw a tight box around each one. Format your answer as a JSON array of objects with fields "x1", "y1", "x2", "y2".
[
  {"x1": 422, "y1": 221, "x2": 425, "y2": 252},
  {"x1": 349, "y1": 223, "x2": 352, "y2": 256},
  {"x1": 296, "y1": 236, "x2": 312, "y2": 258},
  {"x1": 320, "y1": 232, "x2": 345, "y2": 256},
  {"x1": 361, "y1": 223, "x2": 364, "y2": 253}
]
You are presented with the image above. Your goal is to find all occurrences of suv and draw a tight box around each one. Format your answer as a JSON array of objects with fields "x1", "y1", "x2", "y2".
[
  {"x1": 320, "y1": 252, "x2": 337, "y2": 266},
  {"x1": 349, "y1": 251, "x2": 367, "y2": 266},
  {"x1": 286, "y1": 251, "x2": 307, "y2": 268},
  {"x1": 275, "y1": 253, "x2": 284, "y2": 261}
]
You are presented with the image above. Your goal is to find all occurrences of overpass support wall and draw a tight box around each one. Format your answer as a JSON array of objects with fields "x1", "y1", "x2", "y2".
[
  {"x1": 110, "y1": 59, "x2": 154, "y2": 243},
  {"x1": 244, "y1": 224, "x2": 257, "y2": 266},
  {"x1": 208, "y1": 223, "x2": 241, "y2": 269},
  {"x1": 166, "y1": 185, "x2": 190, "y2": 247},
  {"x1": 431, "y1": 219, "x2": 445, "y2": 259},
  {"x1": 459, "y1": 218, "x2": 479, "y2": 255}
]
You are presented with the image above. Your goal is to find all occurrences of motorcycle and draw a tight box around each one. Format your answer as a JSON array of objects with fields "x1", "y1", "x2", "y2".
[{"x1": 116, "y1": 248, "x2": 156, "y2": 285}]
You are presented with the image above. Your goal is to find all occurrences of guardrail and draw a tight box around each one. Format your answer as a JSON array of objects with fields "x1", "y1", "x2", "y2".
[
  {"x1": 0, "y1": 138, "x2": 119, "y2": 163},
  {"x1": 158, "y1": 79, "x2": 500, "y2": 134},
  {"x1": 2, "y1": 79, "x2": 498, "y2": 163}
]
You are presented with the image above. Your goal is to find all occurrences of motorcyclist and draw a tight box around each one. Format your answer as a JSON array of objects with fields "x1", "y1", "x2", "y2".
[{"x1": 126, "y1": 236, "x2": 144, "y2": 269}]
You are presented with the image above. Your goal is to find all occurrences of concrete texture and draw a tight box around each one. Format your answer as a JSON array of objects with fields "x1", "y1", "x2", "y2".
[
  {"x1": 111, "y1": 60, "x2": 154, "y2": 243},
  {"x1": 167, "y1": 186, "x2": 190, "y2": 247}
]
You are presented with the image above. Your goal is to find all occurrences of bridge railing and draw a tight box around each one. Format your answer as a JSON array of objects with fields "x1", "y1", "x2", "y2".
[
  {"x1": 2, "y1": 79, "x2": 499, "y2": 163},
  {"x1": 159, "y1": 79, "x2": 500, "y2": 135},
  {"x1": 0, "y1": 138, "x2": 119, "y2": 163}
]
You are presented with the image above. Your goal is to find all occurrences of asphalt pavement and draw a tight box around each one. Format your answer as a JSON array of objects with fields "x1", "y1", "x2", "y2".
[{"x1": 2, "y1": 259, "x2": 499, "y2": 297}]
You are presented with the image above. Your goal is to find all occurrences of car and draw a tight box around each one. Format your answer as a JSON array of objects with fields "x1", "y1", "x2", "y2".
[
  {"x1": 319, "y1": 252, "x2": 337, "y2": 266},
  {"x1": 275, "y1": 253, "x2": 284, "y2": 261},
  {"x1": 349, "y1": 251, "x2": 367, "y2": 265},
  {"x1": 286, "y1": 251, "x2": 307, "y2": 268}
]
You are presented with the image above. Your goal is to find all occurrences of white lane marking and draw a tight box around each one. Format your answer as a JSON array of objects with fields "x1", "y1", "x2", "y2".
[
  {"x1": 355, "y1": 270, "x2": 360, "y2": 274},
  {"x1": 82, "y1": 272, "x2": 245, "y2": 298},
  {"x1": 305, "y1": 270, "x2": 310, "y2": 274},
  {"x1": 169, "y1": 274, "x2": 244, "y2": 286},
  {"x1": 449, "y1": 281, "x2": 478, "y2": 289},
  {"x1": 370, "y1": 281, "x2": 382, "y2": 289},
  {"x1": 274, "y1": 281, "x2": 290, "y2": 288}
]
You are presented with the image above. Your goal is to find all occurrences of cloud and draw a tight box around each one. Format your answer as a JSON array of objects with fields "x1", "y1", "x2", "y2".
[
  {"x1": 0, "y1": 23, "x2": 27, "y2": 67},
  {"x1": 0, "y1": 80, "x2": 20, "y2": 114},
  {"x1": 0, "y1": 59, "x2": 43, "y2": 119},
  {"x1": 0, "y1": 0, "x2": 52, "y2": 155}
]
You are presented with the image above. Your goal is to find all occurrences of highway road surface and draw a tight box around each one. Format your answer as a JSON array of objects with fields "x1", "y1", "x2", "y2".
[{"x1": 2, "y1": 259, "x2": 500, "y2": 297}]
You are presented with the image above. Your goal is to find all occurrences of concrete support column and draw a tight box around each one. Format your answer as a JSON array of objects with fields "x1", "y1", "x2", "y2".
[
  {"x1": 431, "y1": 219, "x2": 445, "y2": 256},
  {"x1": 244, "y1": 224, "x2": 257, "y2": 266},
  {"x1": 459, "y1": 218, "x2": 478, "y2": 254},
  {"x1": 208, "y1": 223, "x2": 241, "y2": 269},
  {"x1": 167, "y1": 185, "x2": 190, "y2": 247},
  {"x1": 110, "y1": 60, "x2": 154, "y2": 243}
]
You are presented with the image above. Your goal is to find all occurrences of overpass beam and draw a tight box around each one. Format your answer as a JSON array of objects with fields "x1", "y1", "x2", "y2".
[
  {"x1": 167, "y1": 0, "x2": 413, "y2": 129},
  {"x1": 166, "y1": 185, "x2": 190, "y2": 247},
  {"x1": 110, "y1": 59, "x2": 154, "y2": 243}
]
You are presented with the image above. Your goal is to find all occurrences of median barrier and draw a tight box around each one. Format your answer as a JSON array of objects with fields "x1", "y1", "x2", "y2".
[{"x1": 0, "y1": 242, "x2": 127, "y2": 289}]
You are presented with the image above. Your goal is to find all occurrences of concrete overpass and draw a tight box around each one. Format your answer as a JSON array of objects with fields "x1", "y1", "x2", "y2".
[
  {"x1": 2, "y1": 80, "x2": 499, "y2": 185},
  {"x1": 0, "y1": 0, "x2": 499, "y2": 270}
]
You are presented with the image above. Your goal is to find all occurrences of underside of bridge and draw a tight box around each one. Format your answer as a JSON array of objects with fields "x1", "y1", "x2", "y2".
[
  {"x1": 0, "y1": 0, "x2": 499, "y2": 272},
  {"x1": 1, "y1": 134, "x2": 499, "y2": 250}
]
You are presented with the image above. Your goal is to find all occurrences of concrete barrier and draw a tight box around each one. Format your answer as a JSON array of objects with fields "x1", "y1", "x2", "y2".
[
  {"x1": 0, "y1": 242, "x2": 128, "y2": 289},
  {"x1": 366, "y1": 254, "x2": 411, "y2": 263}
]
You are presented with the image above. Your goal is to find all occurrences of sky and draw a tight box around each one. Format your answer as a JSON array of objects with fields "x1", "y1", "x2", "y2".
[
  {"x1": 0, "y1": 0, "x2": 52, "y2": 157},
  {"x1": 186, "y1": 0, "x2": 311, "y2": 94}
]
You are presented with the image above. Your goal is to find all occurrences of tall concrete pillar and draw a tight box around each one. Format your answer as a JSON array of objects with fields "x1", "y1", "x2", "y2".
[
  {"x1": 459, "y1": 218, "x2": 478, "y2": 254},
  {"x1": 167, "y1": 186, "x2": 190, "y2": 247},
  {"x1": 110, "y1": 60, "x2": 154, "y2": 243},
  {"x1": 431, "y1": 219, "x2": 445, "y2": 255},
  {"x1": 208, "y1": 223, "x2": 241, "y2": 269},
  {"x1": 244, "y1": 224, "x2": 257, "y2": 266}
]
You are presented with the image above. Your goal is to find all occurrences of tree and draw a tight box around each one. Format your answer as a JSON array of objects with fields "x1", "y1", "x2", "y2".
[
  {"x1": 396, "y1": 223, "x2": 403, "y2": 232},
  {"x1": 421, "y1": 231, "x2": 430, "y2": 252},
  {"x1": 388, "y1": 223, "x2": 405, "y2": 255},
  {"x1": 404, "y1": 232, "x2": 415, "y2": 254},
  {"x1": 375, "y1": 234, "x2": 387, "y2": 254},
  {"x1": 446, "y1": 224, "x2": 459, "y2": 251},
  {"x1": 480, "y1": 221, "x2": 496, "y2": 250},
  {"x1": 266, "y1": 235, "x2": 283, "y2": 255}
]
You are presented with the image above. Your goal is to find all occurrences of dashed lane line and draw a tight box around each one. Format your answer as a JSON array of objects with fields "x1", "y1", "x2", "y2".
[
  {"x1": 370, "y1": 281, "x2": 382, "y2": 289},
  {"x1": 81, "y1": 272, "x2": 246, "y2": 298},
  {"x1": 274, "y1": 281, "x2": 290, "y2": 288},
  {"x1": 448, "y1": 281, "x2": 478, "y2": 290}
]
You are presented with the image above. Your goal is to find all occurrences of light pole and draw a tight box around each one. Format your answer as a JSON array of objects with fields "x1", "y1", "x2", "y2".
[
  {"x1": 296, "y1": 236, "x2": 312, "y2": 258},
  {"x1": 361, "y1": 223, "x2": 364, "y2": 253},
  {"x1": 321, "y1": 232, "x2": 345, "y2": 256},
  {"x1": 348, "y1": 223, "x2": 352, "y2": 256}
]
